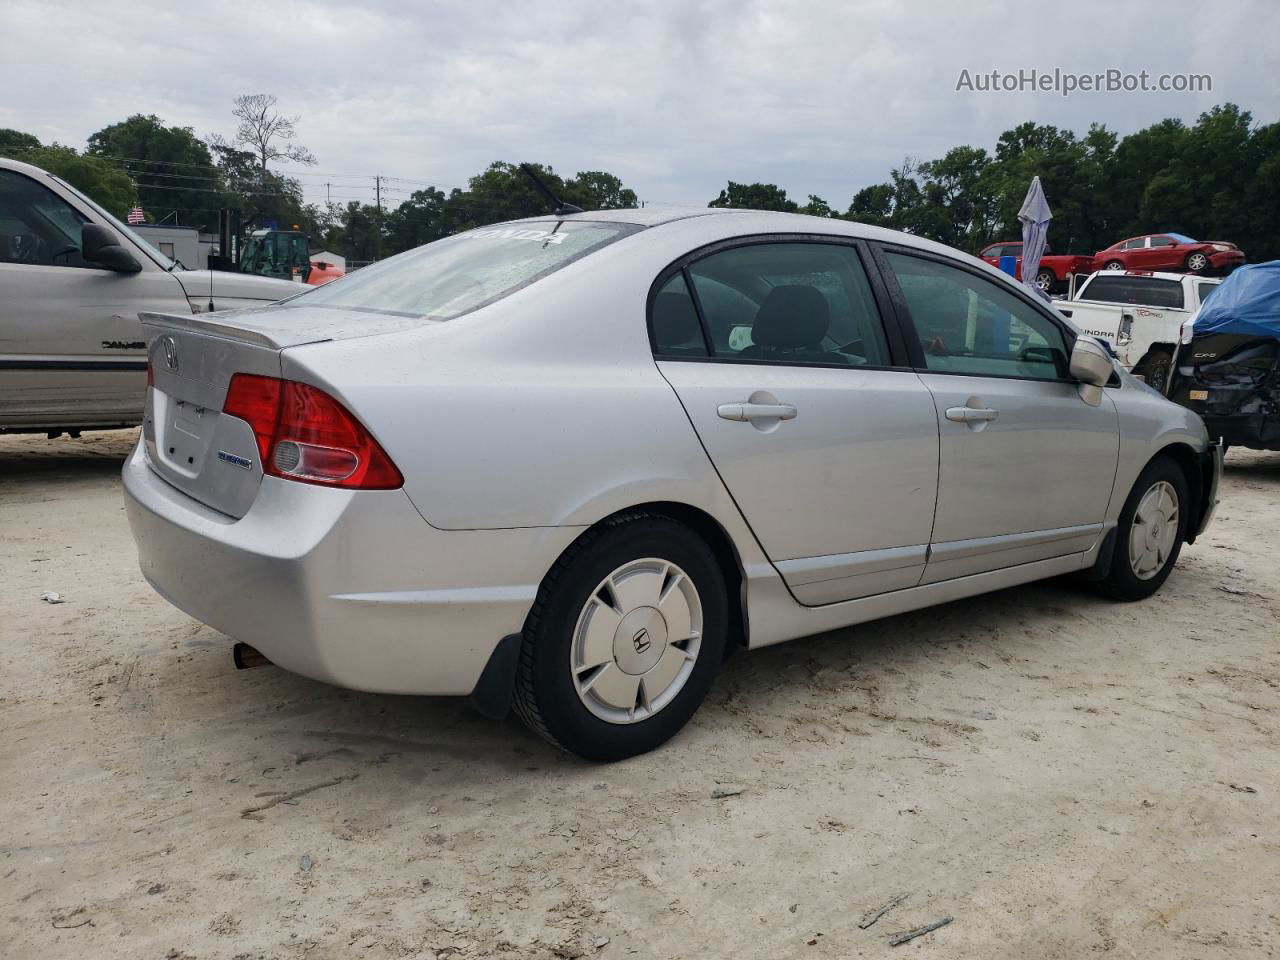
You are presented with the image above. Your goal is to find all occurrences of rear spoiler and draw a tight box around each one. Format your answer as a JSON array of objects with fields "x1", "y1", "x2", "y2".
[
  {"x1": 138, "y1": 310, "x2": 300, "y2": 349},
  {"x1": 139, "y1": 306, "x2": 429, "y2": 350}
]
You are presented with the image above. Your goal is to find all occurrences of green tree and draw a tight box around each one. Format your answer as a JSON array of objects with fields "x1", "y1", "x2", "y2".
[
  {"x1": 708, "y1": 181, "x2": 799, "y2": 212},
  {"x1": 798, "y1": 194, "x2": 834, "y2": 217},
  {"x1": 17, "y1": 146, "x2": 136, "y2": 217},
  {"x1": 563, "y1": 170, "x2": 638, "y2": 210},
  {"x1": 87, "y1": 114, "x2": 223, "y2": 226},
  {"x1": 385, "y1": 186, "x2": 465, "y2": 253},
  {"x1": 330, "y1": 202, "x2": 383, "y2": 262},
  {"x1": 209, "y1": 141, "x2": 315, "y2": 235},
  {"x1": 0, "y1": 128, "x2": 42, "y2": 156}
]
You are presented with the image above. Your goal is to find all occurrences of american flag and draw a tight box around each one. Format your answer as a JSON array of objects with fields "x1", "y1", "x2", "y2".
[{"x1": 126, "y1": 206, "x2": 145, "y2": 225}]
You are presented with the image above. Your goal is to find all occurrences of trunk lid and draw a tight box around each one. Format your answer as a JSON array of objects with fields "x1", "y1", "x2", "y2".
[{"x1": 138, "y1": 306, "x2": 428, "y2": 518}]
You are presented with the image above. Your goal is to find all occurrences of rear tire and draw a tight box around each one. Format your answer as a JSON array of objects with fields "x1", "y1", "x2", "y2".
[
  {"x1": 1132, "y1": 347, "x2": 1174, "y2": 394},
  {"x1": 1034, "y1": 269, "x2": 1055, "y2": 292},
  {"x1": 512, "y1": 514, "x2": 728, "y2": 761},
  {"x1": 1092, "y1": 456, "x2": 1188, "y2": 601}
]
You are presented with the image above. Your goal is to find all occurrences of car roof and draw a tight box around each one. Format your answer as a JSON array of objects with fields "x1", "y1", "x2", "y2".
[{"x1": 496, "y1": 206, "x2": 974, "y2": 258}]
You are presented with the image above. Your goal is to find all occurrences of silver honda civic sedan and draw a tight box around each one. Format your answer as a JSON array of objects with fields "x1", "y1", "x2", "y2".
[{"x1": 122, "y1": 208, "x2": 1222, "y2": 760}]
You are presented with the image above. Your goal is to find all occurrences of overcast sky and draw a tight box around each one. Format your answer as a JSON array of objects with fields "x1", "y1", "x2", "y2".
[{"x1": 4, "y1": 0, "x2": 1277, "y2": 210}]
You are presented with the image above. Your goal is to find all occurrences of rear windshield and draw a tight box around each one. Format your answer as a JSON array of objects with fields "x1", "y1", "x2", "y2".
[
  {"x1": 1079, "y1": 275, "x2": 1184, "y2": 309},
  {"x1": 289, "y1": 220, "x2": 638, "y2": 319}
]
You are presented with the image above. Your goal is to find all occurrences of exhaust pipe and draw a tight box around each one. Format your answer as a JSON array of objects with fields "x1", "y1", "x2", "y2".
[{"x1": 232, "y1": 642, "x2": 273, "y2": 670}]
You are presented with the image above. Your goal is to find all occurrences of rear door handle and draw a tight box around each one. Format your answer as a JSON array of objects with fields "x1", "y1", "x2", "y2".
[
  {"x1": 717, "y1": 402, "x2": 798, "y2": 422},
  {"x1": 945, "y1": 406, "x2": 998, "y2": 423}
]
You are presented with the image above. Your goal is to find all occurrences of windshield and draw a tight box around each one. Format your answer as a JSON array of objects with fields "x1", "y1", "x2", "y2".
[
  {"x1": 49, "y1": 173, "x2": 177, "y2": 270},
  {"x1": 290, "y1": 220, "x2": 638, "y2": 319},
  {"x1": 1165, "y1": 232, "x2": 1196, "y2": 244}
]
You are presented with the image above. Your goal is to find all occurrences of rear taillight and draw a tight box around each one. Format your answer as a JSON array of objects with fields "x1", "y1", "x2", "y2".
[{"x1": 222, "y1": 374, "x2": 402, "y2": 489}]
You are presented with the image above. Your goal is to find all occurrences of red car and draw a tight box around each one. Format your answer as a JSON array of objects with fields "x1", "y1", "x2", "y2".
[
  {"x1": 978, "y1": 241, "x2": 1094, "y2": 292},
  {"x1": 1092, "y1": 233, "x2": 1244, "y2": 274}
]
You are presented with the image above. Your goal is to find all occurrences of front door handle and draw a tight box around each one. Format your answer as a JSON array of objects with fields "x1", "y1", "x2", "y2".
[
  {"x1": 718, "y1": 402, "x2": 798, "y2": 422},
  {"x1": 945, "y1": 406, "x2": 998, "y2": 423}
]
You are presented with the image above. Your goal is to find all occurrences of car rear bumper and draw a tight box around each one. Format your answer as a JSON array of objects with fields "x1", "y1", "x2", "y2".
[{"x1": 122, "y1": 441, "x2": 578, "y2": 695}]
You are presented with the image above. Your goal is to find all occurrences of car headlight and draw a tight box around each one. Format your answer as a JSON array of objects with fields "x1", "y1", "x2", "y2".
[{"x1": 1212, "y1": 243, "x2": 1230, "y2": 252}]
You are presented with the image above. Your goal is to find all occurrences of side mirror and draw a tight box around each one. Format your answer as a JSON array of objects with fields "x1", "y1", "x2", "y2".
[
  {"x1": 82, "y1": 223, "x2": 142, "y2": 273},
  {"x1": 1070, "y1": 336, "x2": 1113, "y2": 406}
]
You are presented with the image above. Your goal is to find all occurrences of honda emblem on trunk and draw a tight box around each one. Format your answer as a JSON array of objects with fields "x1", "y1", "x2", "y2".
[{"x1": 160, "y1": 335, "x2": 179, "y2": 372}]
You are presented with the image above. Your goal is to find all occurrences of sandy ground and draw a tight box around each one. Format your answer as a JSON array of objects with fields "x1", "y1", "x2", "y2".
[{"x1": 1, "y1": 429, "x2": 1278, "y2": 960}]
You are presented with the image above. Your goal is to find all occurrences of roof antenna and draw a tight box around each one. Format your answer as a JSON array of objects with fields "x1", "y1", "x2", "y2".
[{"x1": 519, "y1": 163, "x2": 584, "y2": 217}]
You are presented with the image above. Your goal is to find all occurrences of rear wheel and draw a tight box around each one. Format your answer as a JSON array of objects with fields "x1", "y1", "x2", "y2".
[
  {"x1": 1186, "y1": 251, "x2": 1210, "y2": 272},
  {"x1": 512, "y1": 515, "x2": 728, "y2": 761},
  {"x1": 1132, "y1": 347, "x2": 1174, "y2": 394},
  {"x1": 1092, "y1": 456, "x2": 1188, "y2": 601},
  {"x1": 1034, "y1": 269, "x2": 1055, "y2": 292},
  {"x1": 1105, "y1": 259, "x2": 1125, "y2": 271}
]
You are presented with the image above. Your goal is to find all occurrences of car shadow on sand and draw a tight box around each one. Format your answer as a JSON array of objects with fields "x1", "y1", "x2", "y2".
[
  {"x1": 168, "y1": 572, "x2": 1112, "y2": 785},
  {"x1": 0, "y1": 428, "x2": 137, "y2": 483},
  {"x1": 1223, "y1": 448, "x2": 1280, "y2": 480}
]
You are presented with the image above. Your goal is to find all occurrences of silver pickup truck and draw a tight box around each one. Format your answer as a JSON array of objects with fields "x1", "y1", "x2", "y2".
[
  {"x1": 1055, "y1": 270, "x2": 1220, "y2": 393},
  {"x1": 0, "y1": 158, "x2": 299, "y2": 435}
]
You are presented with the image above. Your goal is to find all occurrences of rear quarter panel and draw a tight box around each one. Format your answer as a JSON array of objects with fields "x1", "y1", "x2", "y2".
[{"x1": 277, "y1": 219, "x2": 772, "y2": 545}]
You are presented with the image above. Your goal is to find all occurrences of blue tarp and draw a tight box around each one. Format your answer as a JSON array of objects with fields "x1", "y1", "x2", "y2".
[{"x1": 1193, "y1": 260, "x2": 1280, "y2": 339}]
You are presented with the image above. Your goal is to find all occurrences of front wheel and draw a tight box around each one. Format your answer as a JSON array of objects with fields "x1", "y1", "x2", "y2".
[
  {"x1": 512, "y1": 515, "x2": 728, "y2": 761},
  {"x1": 1186, "y1": 252, "x2": 1210, "y2": 272},
  {"x1": 1092, "y1": 456, "x2": 1188, "y2": 601},
  {"x1": 1105, "y1": 259, "x2": 1125, "y2": 271},
  {"x1": 1034, "y1": 269, "x2": 1055, "y2": 292}
]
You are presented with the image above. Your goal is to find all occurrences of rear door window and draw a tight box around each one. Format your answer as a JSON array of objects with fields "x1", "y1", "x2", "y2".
[
  {"x1": 292, "y1": 220, "x2": 638, "y2": 319},
  {"x1": 650, "y1": 273, "x2": 708, "y2": 357},
  {"x1": 677, "y1": 242, "x2": 891, "y2": 367}
]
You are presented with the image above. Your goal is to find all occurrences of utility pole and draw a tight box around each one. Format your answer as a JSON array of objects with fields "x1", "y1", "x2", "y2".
[
  {"x1": 375, "y1": 175, "x2": 383, "y2": 261},
  {"x1": 326, "y1": 182, "x2": 331, "y2": 205}
]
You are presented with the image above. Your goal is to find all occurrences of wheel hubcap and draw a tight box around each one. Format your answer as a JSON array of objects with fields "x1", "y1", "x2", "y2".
[
  {"x1": 571, "y1": 558, "x2": 702, "y2": 724},
  {"x1": 1190, "y1": 255, "x2": 1206, "y2": 270},
  {"x1": 1129, "y1": 480, "x2": 1179, "y2": 580}
]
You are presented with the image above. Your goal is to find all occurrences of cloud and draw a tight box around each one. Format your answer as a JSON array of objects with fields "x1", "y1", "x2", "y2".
[{"x1": 3, "y1": 0, "x2": 1277, "y2": 209}]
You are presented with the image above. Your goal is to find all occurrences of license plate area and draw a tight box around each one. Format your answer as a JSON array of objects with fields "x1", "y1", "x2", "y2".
[{"x1": 156, "y1": 392, "x2": 216, "y2": 478}]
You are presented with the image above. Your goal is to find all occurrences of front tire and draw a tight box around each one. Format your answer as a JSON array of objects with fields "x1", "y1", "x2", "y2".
[
  {"x1": 1034, "y1": 269, "x2": 1055, "y2": 292},
  {"x1": 1105, "y1": 259, "x2": 1125, "y2": 271},
  {"x1": 512, "y1": 514, "x2": 728, "y2": 761},
  {"x1": 1186, "y1": 252, "x2": 1209, "y2": 273},
  {"x1": 1093, "y1": 456, "x2": 1188, "y2": 601}
]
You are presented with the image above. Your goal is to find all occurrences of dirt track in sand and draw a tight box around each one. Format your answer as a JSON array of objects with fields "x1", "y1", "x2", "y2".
[{"x1": 2, "y1": 429, "x2": 1278, "y2": 959}]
